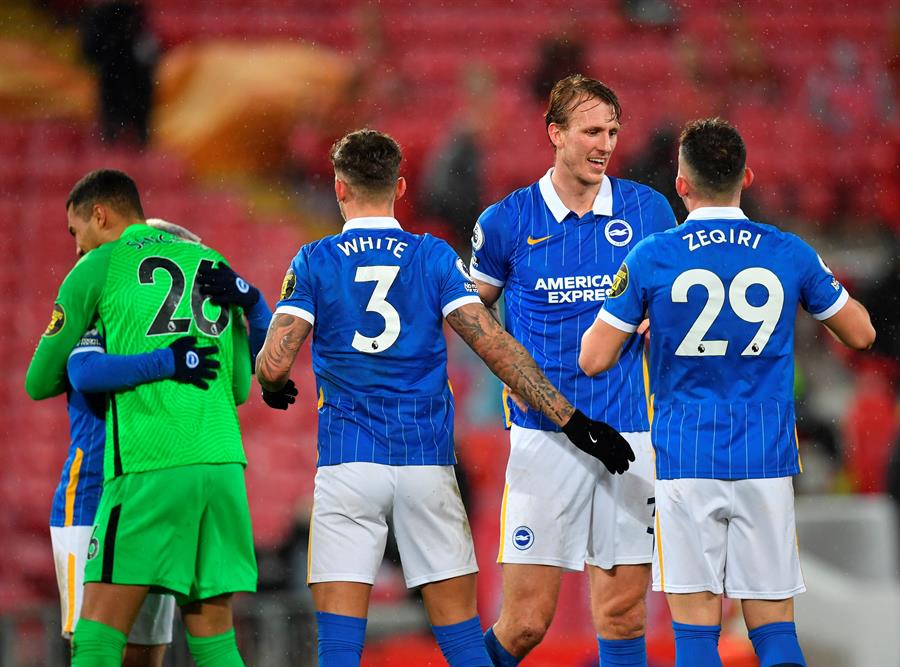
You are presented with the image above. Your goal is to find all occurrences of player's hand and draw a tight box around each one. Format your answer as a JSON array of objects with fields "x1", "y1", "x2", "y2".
[
  {"x1": 196, "y1": 263, "x2": 260, "y2": 310},
  {"x1": 504, "y1": 384, "x2": 529, "y2": 412},
  {"x1": 637, "y1": 318, "x2": 650, "y2": 336},
  {"x1": 168, "y1": 336, "x2": 220, "y2": 390},
  {"x1": 262, "y1": 379, "x2": 298, "y2": 410},
  {"x1": 561, "y1": 409, "x2": 635, "y2": 474}
]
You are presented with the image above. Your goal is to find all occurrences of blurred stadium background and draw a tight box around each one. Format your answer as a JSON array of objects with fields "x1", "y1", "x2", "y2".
[{"x1": 1, "y1": 0, "x2": 898, "y2": 665}]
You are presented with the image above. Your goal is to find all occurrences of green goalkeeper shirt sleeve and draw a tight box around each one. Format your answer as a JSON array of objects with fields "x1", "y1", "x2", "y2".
[{"x1": 25, "y1": 244, "x2": 113, "y2": 400}]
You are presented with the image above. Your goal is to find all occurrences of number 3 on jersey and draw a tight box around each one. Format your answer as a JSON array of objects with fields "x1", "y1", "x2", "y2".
[
  {"x1": 673, "y1": 267, "x2": 784, "y2": 357},
  {"x1": 352, "y1": 265, "x2": 400, "y2": 354},
  {"x1": 139, "y1": 257, "x2": 230, "y2": 337}
]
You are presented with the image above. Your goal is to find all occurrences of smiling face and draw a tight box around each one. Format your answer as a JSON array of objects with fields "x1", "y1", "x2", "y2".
[{"x1": 549, "y1": 96, "x2": 619, "y2": 188}]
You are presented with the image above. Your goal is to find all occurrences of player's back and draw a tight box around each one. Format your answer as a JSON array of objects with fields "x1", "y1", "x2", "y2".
[
  {"x1": 96, "y1": 224, "x2": 249, "y2": 478},
  {"x1": 279, "y1": 218, "x2": 481, "y2": 466},
  {"x1": 631, "y1": 209, "x2": 846, "y2": 479}
]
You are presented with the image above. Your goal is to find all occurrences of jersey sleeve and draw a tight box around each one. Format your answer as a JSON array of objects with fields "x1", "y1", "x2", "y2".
[
  {"x1": 796, "y1": 238, "x2": 848, "y2": 320},
  {"x1": 25, "y1": 245, "x2": 112, "y2": 400},
  {"x1": 469, "y1": 200, "x2": 513, "y2": 288},
  {"x1": 231, "y1": 310, "x2": 251, "y2": 405},
  {"x1": 430, "y1": 239, "x2": 483, "y2": 317},
  {"x1": 597, "y1": 242, "x2": 650, "y2": 333},
  {"x1": 274, "y1": 245, "x2": 315, "y2": 325},
  {"x1": 66, "y1": 328, "x2": 173, "y2": 393},
  {"x1": 243, "y1": 290, "x2": 273, "y2": 362}
]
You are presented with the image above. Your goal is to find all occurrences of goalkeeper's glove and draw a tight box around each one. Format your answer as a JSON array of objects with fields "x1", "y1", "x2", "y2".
[
  {"x1": 262, "y1": 379, "x2": 298, "y2": 410},
  {"x1": 168, "y1": 336, "x2": 219, "y2": 390},
  {"x1": 561, "y1": 409, "x2": 635, "y2": 474},
  {"x1": 196, "y1": 263, "x2": 260, "y2": 310}
]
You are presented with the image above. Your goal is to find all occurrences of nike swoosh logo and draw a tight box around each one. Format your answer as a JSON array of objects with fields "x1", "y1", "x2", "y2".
[
  {"x1": 527, "y1": 234, "x2": 552, "y2": 245},
  {"x1": 589, "y1": 433, "x2": 598, "y2": 443}
]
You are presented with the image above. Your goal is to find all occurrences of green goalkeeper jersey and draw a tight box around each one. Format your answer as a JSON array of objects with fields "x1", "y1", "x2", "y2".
[{"x1": 26, "y1": 224, "x2": 251, "y2": 480}]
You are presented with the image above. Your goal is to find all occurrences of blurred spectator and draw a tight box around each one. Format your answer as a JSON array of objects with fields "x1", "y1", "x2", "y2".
[
  {"x1": 621, "y1": 126, "x2": 682, "y2": 218},
  {"x1": 721, "y1": 8, "x2": 782, "y2": 103},
  {"x1": 620, "y1": 0, "x2": 677, "y2": 29},
  {"x1": 530, "y1": 24, "x2": 586, "y2": 104},
  {"x1": 807, "y1": 38, "x2": 895, "y2": 134},
  {"x1": 80, "y1": 0, "x2": 158, "y2": 146},
  {"x1": 419, "y1": 64, "x2": 494, "y2": 250}
]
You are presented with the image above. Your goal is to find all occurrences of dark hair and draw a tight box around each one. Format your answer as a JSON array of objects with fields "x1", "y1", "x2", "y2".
[
  {"x1": 678, "y1": 118, "x2": 746, "y2": 196},
  {"x1": 544, "y1": 74, "x2": 622, "y2": 130},
  {"x1": 329, "y1": 129, "x2": 402, "y2": 197},
  {"x1": 66, "y1": 169, "x2": 145, "y2": 218}
]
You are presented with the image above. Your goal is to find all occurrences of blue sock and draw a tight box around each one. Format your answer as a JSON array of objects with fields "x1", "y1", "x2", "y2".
[
  {"x1": 432, "y1": 616, "x2": 492, "y2": 667},
  {"x1": 484, "y1": 626, "x2": 521, "y2": 666},
  {"x1": 748, "y1": 621, "x2": 806, "y2": 667},
  {"x1": 672, "y1": 621, "x2": 722, "y2": 667},
  {"x1": 316, "y1": 611, "x2": 366, "y2": 667},
  {"x1": 598, "y1": 635, "x2": 647, "y2": 666}
]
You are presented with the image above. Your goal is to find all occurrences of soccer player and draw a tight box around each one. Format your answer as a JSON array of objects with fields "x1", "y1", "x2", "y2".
[
  {"x1": 469, "y1": 74, "x2": 676, "y2": 666},
  {"x1": 47, "y1": 220, "x2": 208, "y2": 667},
  {"x1": 25, "y1": 170, "x2": 258, "y2": 666},
  {"x1": 580, "y1": 117, "x2": 875, "y2": 667},
  {"x1": 256, "y1": 129, "x2": 635, "y2": 667}
]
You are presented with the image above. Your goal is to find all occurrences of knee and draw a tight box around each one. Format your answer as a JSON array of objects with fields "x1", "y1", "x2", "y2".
[
  {"x1": 500, "y1": 614, "x2": 553, "y2": 654},
  {"x1": 595, "y1": 596, "x2": 646, "y2": 639}
]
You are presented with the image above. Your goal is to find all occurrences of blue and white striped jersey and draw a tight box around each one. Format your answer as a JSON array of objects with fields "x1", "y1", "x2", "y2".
[
  {"x1": 600, "y1": 207, "x2": 848, "y2": 480},
  {"x1": 50, "y1": 329, "x2": 105, "y2": 528},
  {"x1": 470, "y1": 169, "x2": 675, "y2": 433},
  {"x1": 276, "y1": 217, "x2": 482, "y2": 466}
]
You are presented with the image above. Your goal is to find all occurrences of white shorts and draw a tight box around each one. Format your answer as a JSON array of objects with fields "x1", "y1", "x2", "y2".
[
  {"x1": 653, "y1": 477, "x2": 806, "y2": 599},
  {"x1": 51, "y1": 525, "x2": 176, "y2": 643},
  {"x1": 309, "y1": 463, "x2": 478, "y2": 588},
  {"x1": 498, "y1": 426, "x2": 655, "y2": 571}
]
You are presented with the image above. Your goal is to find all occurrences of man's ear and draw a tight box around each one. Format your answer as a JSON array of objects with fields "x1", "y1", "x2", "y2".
[
  {"x1": 395, "y1": 177, "x2": 406, "y2": 201},
  {"x1": 92, "y1": 203, "x2": 109, "y2": 229},
  {"x1": 547, "y1": 123, "x2": 563, "y2": 150},
  {"x1": 742, "y1": 166, "x2": 754, "y2": 190},
  {"x1": 675, "y1": 174, "x2": 690, "y2": 199},
  {"x1": 334, "y1": 178, "x2": 348, "y2": 203}
]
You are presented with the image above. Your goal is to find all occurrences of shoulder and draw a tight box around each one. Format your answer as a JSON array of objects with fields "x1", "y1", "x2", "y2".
[
  {"x1": 612, "y1": 176, "x2": 673, "y2": 210},
  {"x1": 479, "y1": 182, "x2": 535, "y2": 225}
]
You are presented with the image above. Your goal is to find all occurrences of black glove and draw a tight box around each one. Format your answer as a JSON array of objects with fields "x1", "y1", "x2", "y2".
[
  {"x1": 168, "y1": 336, "x2": 220, "y2": 390},
  {"x1": 561, "y1": 409, "x2": 635, "y2": 474},
  {"x1": 262, "y1": 379, "x2": 298, "y2": 410},
  {"x1": 196, "y1": 262, "x2": 260, "y2": 310}
]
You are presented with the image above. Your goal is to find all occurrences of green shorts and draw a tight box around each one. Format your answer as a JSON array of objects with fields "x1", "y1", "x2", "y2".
[{"x1": 84, "y1": 463, "x2": 257, "y2": 605}]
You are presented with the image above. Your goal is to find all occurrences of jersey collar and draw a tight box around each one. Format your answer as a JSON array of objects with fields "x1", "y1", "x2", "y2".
[
  {"x1": 538, "y1": 168, "x2": 613, "y2": 222},
  {"x1": 342, "y1": 216, "x2": 403, "y2": 232},
  {"x1": 684, "y1": 206, "x2": 748, "y2": 221}
]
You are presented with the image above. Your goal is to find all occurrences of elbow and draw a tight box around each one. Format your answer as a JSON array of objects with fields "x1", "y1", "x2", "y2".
[
  {"x1": 579, "y1": 349, "x2": 615, "y2": 377},
  {"x1": 850, "y1": 325, "x2": 877, "y2": 351}
]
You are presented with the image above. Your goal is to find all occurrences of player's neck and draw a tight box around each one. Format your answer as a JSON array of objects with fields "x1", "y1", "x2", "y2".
[
  {"x1": 550, "y1": 167, "x2": 600, "y2": 217},
  {"x1": 685, "y1": 195, "x2": 742, "y2": 213},
  {"x1": 341, "y1": 204, "x2": 395, "y2": 222}
]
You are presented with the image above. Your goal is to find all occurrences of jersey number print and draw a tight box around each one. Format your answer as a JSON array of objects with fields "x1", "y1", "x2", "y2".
[
  {"x1": 673, "y1": 267, "x2": 784, "y2": 357},
  {"x1": 139, "y1": 257, "x2": 230, "y2": 337}
]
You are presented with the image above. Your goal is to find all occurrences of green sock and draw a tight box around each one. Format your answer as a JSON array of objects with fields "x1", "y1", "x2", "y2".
[
  {"x1": 186, "y1": 627, "x2": 245, "y2": 667},
  {"x1": 71, "y1": 618, "x2": 128, "y2": 667}
]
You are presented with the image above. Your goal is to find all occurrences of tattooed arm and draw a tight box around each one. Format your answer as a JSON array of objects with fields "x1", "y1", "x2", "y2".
[
  {"x1": 446, "y1": 302, "x2": 574, "y2": 427},
  {"x1": 256, "y1": 312, "x2": 312, "y2": 391}
]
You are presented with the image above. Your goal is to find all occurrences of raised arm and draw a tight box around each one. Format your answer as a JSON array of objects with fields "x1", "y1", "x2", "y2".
[
  {"x1": 820, "y1": 297, "x2": 876, "y2": 351},
  {"x1": 446, "y1": 301, "x2": 634, "y2": 473},
  {"x1": 579, "y1": 317, "x2": 633, "y2": 377},
  {"x1": 446, "y1": 301, "x2": 572, "y2": 426}
]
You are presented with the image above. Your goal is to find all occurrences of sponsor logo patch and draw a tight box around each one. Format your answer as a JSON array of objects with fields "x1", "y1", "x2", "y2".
[
  {"x1": 44, "y1": 303, "x2": 66, "y2": 337},
  {"x1": 280, "y1": 269, "x2": 296, "y2": 301},
  {"x1": 471, "y1": 222, "x2": 485, "y2": 251},
  {"x1": 608, "y1": 263, "x2": 629, "y2": 298}
]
